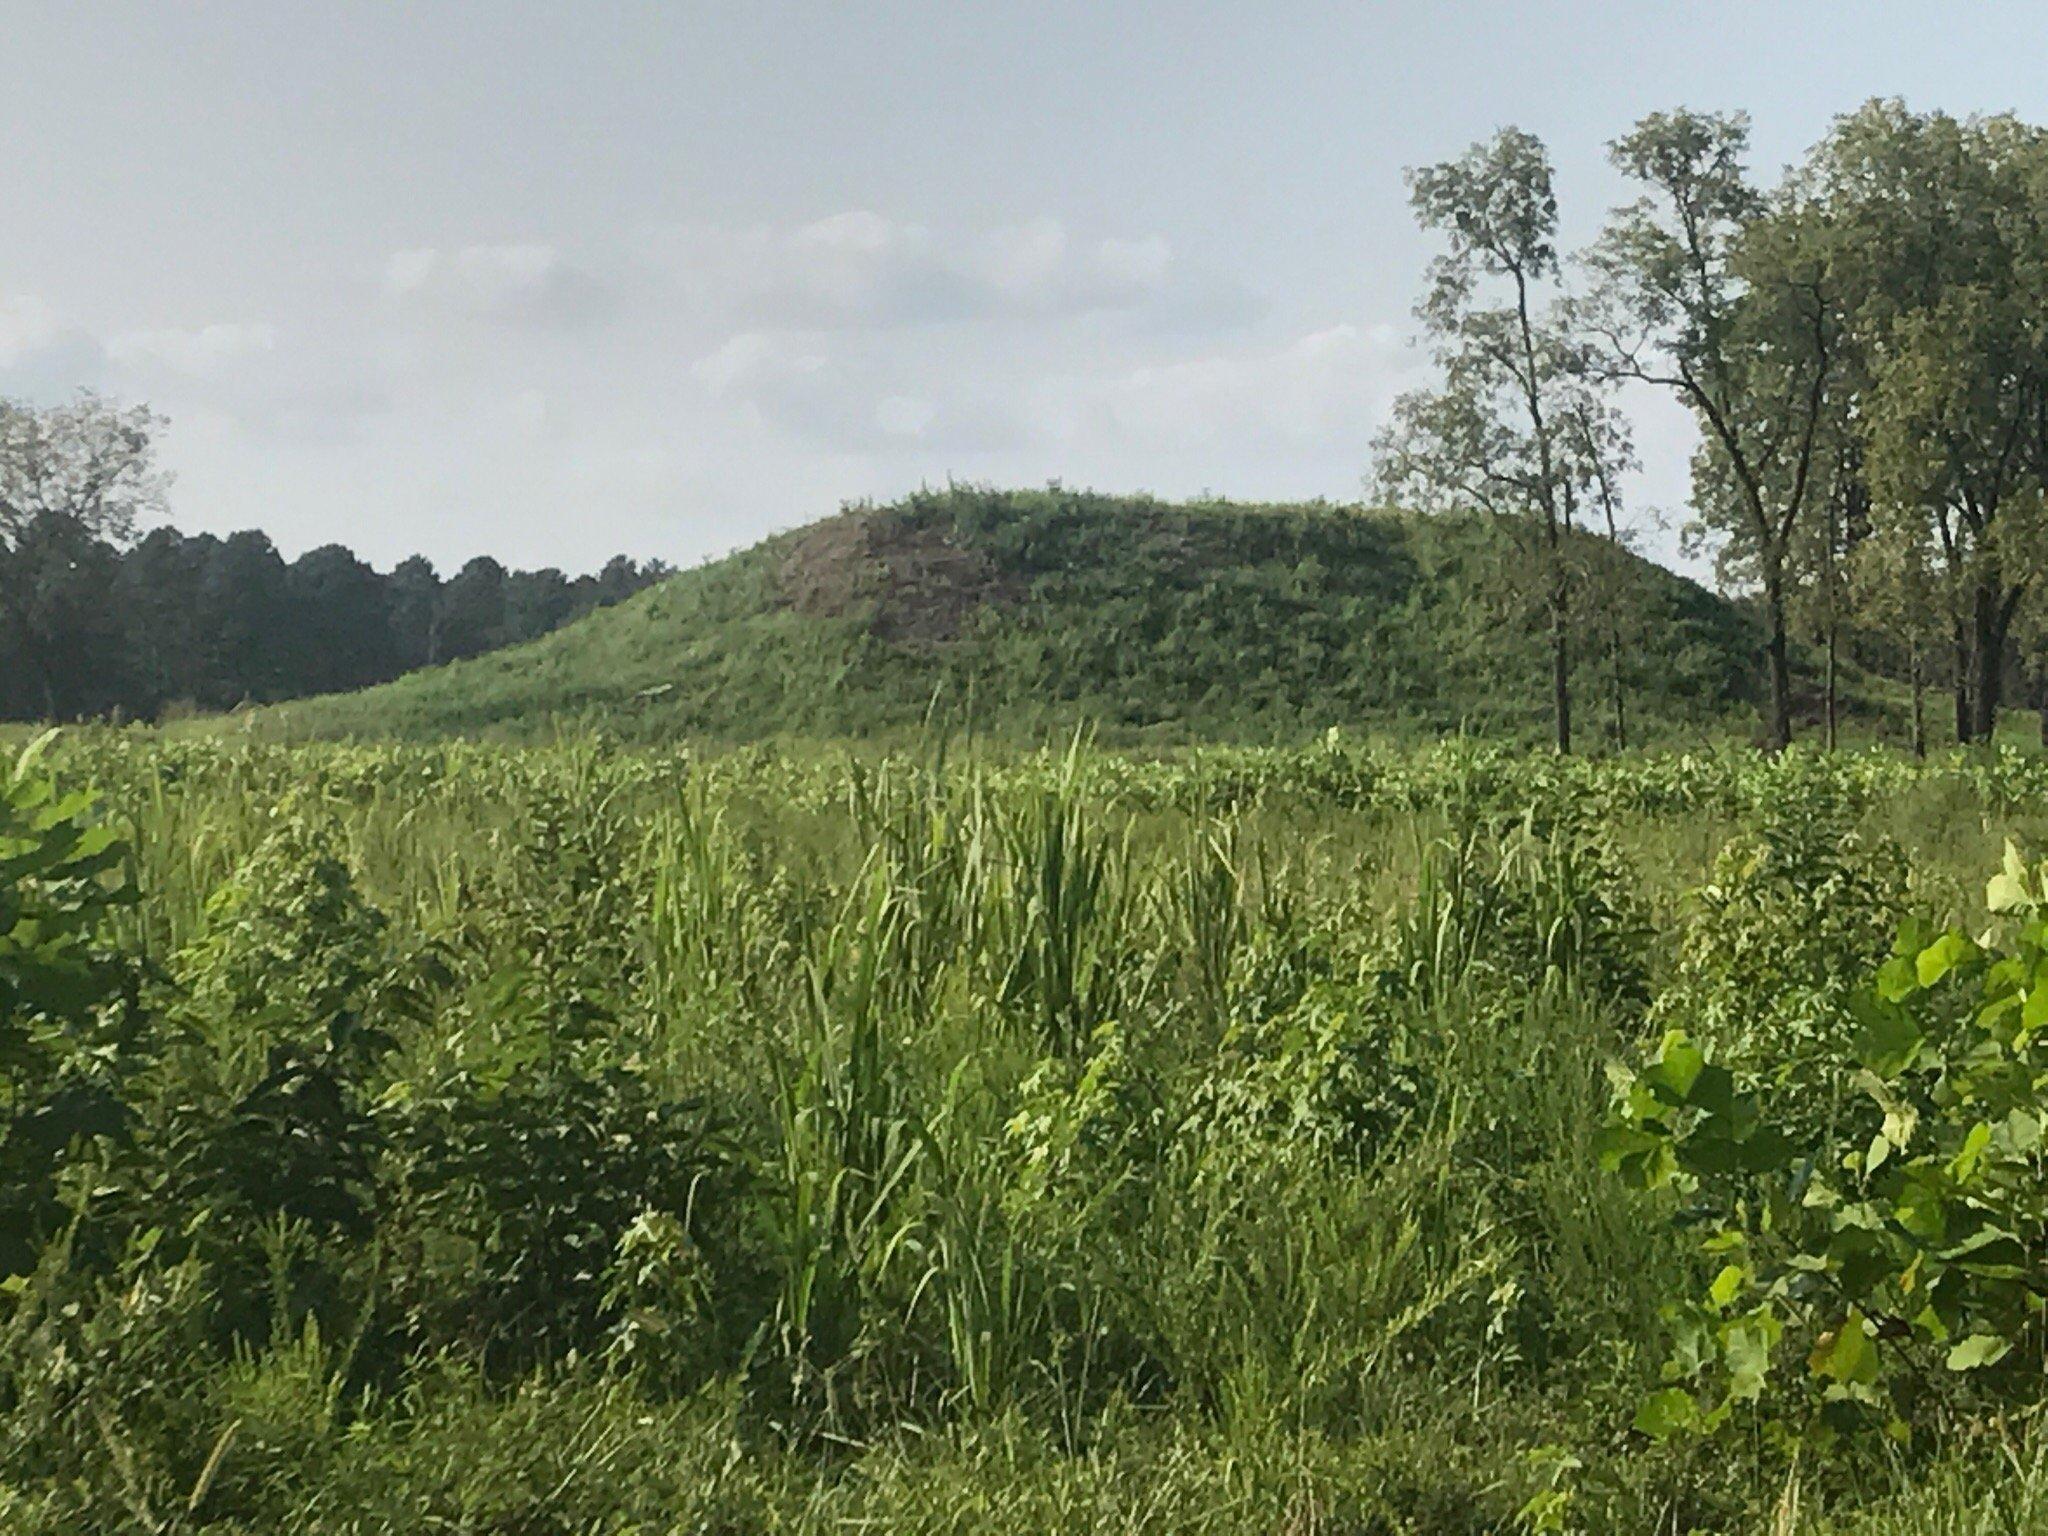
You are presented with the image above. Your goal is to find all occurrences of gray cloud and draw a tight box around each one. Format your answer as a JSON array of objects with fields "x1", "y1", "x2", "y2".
[
  {"x1": 385, "y1": 242, "x2": 617, "y2": 329},
  {"x1": 0, "y1": 293, "x2": 110, "y2": 399},
  {"x1": 692, "y1": 318, "x2": 1423, "y2": 462},
  {"x1": 650, "y1": 212, "x2": 1223, "y2": 334}
]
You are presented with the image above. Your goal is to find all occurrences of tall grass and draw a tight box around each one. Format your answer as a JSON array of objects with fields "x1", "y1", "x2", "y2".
[{"x1": 10, "y1": 729, "x2": 2048, "y2": 1530}]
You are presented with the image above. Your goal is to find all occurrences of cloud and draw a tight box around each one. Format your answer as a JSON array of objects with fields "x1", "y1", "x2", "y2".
[
  {"x1": 653, "y1": 211, "x2": 1205, "y2": 333},
  {"x1": 873, "y1": 394, "x2": 937, "y2": 440},
  {"x1": 1054, "y1": 323, "x2": 1417, "y2": 450},
  {"x1": 108, "y1": 322, "x2": 278, "y2": 376},
  {"x1": 693, "y1": 331, "x2": 900, "y2": 447},
  {"x1": 0, "y1": 293, "x2": 108, "y2": 397},
  {"x1": 384, "y1": 242, "x2": 615, "y2": 328},
  {"x1": 693, "y1": 327, "x2": 1032, "y2": 452},
  {"x1": 691, "y1": 317, "x2": 1419, "y2": 467}
]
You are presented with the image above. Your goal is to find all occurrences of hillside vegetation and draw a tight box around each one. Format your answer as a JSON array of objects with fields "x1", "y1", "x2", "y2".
[{"x1": 257, "y1": 488, "x2": 1770, "y2": 745}]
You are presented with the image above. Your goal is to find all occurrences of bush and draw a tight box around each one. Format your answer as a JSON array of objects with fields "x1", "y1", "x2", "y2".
[{"x1": 1603, "y1": 841, "x2": 2048, "y2": 1450}]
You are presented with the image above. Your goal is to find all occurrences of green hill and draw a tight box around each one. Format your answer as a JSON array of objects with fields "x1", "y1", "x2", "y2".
[{"x1": 258, "y1": 487, "x2": 1769, "y2": 745}]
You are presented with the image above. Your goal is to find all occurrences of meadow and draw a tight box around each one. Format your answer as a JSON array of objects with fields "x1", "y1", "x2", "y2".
[{"x1": 11, "y1": 728, "x2": 2048, "y2": 1532}]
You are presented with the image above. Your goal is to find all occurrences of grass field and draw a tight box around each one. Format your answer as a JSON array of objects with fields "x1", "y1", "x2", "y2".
[
  {"x1": 8, "y1": 729, "x2": 2048, "y2": 1531},
  {"x1": 250, "y1": 488, "x2": 1791, "y2": 749}
]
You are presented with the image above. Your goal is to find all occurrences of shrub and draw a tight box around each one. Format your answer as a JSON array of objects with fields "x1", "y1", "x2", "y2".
[{"x1": 1603, "y1": 841, "x2": 2048, "y2": 1449}]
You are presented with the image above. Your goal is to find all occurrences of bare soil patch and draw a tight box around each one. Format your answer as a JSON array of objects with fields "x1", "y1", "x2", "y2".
[{"x1": 777, "y1": 509, "x2": 1019, "y2": 643}]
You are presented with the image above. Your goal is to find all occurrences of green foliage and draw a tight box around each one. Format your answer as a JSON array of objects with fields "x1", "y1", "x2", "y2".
[
  {"x1": 1605, "y1": 838, "x2": 2048, "y2": 1450},
  {"x1": 0, "y1": 735, "x2": 138, "y2": 1278},
  {"x1": 254, "y1": 488, "x2": 1771, "y2": 747},
  {"x1": 7, "y1": 731, "x2": 2048, "y2": 1527}
]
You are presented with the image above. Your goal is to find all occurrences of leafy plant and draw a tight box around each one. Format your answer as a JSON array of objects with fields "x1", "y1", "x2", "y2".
[
  {"x1": 1604, "y1": 841, "x2": 2048, "y2": 1446},
  {"x1": 0, "y1": 735, "x2": 139, "y2": 1277}
]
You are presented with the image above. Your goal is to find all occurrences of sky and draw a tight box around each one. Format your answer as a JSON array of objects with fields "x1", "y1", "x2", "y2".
[{"x1": 4, "y1": 1, "x2": 2046, "y2": 580}]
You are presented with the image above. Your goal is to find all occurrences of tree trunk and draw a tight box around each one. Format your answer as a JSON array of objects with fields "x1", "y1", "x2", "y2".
[
  {"x1": 1823, "y1": 622, "x2": 1838, "y2": 752},
  {"x1": 1542, "y1": 511, "x2": 1571, "y2": 756},
  {"x1": 1953, "y1": 619, "x2": 1974, "y2": 745},
  {"x1": 1909, "y1": 637, "x2": 1926, "y2": 759},
  {"x1": 1969, "y1": 577, "x2": 2012, "y2": 743},
  {"x1": 1610, "y1": 632, "x2": 1628, "y2": 753},
  {"x1": 1762, "y1": 570, "x2": 1793, "y2": 753},
  {"x1": 1550, "y1": 588, "x2": 1572, "y2": 755}
]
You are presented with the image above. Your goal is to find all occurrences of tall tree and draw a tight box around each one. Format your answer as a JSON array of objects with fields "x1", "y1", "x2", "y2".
[
  {"x1": 199, "y1": 531, "x2": 292, "y2": 704},
  {"x1": 1793, "y1": 435, "x2": 1869, "y2": 750},
  {"x1": 1852, "y1": 521, "x2": 1943, "y2": 757},
  {"x1": 289, "y1": 543, "x2": 396, "y2": 694},
  {"x1": 1556, "y1": 385, "x2": 1641, "y2": 750},
  {"x1": 0, "y1": 394, "x2": 166, "y2": 717},
  {"x1": 1812, "y1": 102, "x2": 2048, "y2": 742},
  {"x1": 1372, "y1": 127, "x2": 1591, "y2": 752},
  {"x1": 387, "y1": 555, "x2": 444, "y2": 670},
  {"x1": 1587, "y1": 110, "x2": 1843, "y2": 751},
  {"x1": 440, "y1": 556, "x2": 510, "y2": 661}
]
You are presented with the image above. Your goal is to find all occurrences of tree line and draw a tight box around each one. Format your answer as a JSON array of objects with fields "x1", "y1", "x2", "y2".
[
  {"x1": 0, "y1": 396, "x2": 668, "y2": 721},
  {"x1": 1374, "y1": 99, "x2": 2048, "y2": 753}
]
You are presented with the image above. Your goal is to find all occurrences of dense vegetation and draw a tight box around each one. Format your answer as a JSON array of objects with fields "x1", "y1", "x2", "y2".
[
  {"x1": 12, "y1": 93, "x2": 2048, "y2": 1534},
  {"x1": 0, "y1": 505, "x2": 667, "y2": 722},
  {"x1": 1374, "y1": 102, "x2": 2048, "y2": 754},
  {"x1": 9, "y1": 729, "x2": 2048, "y2": 1530},
  {"x1": 253, "y1": 486, "x2": 1776, "y2": 747}
]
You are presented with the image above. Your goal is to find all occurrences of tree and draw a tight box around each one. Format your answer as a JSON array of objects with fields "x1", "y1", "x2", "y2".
[
  {"x1": 387, "y1": 555, "x2": 444, "y2": 670},
  {"x1": 114, "y1": 527, "x2": 207, "y2": 714},
  {"x1": 0, "y1": 394, "x2": 166, "y2": 717},
  {"x1": 1588, "y1": 111, "x2": 1843, "y2": 751},
  {"x1": 1810, "y1": 103, "x2": 2048, "y2": 742},
  {"x1": 288, "y1": 544, "x2": 396, "y2": 694},
  {"x1": 1851, "y1": 518, "x2": 1943, "y2": 757},
  {"x1": 198, "y1": 531, "x2": 292, "y2": 705},
  {"x1": 440, "y1": 556, "x2": 510, "y2": 661},
  {"x1": 1790, "y1": 434, "x2": 1870, "y2": 751},
  {"x1": 504, "y1": 566, "x2": 575, "y2": 644},
  {"x1": 1372, "y1": 127, "x2": 1593, "y2": 752},
  {"x1": 1555, "y1": 385, "x2": 1641, "y2": 750}
]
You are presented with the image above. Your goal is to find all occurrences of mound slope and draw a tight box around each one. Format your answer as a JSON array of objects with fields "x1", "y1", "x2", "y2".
[{"x1": 261, "y1": 488, "x2": 1763, "y2": 744}]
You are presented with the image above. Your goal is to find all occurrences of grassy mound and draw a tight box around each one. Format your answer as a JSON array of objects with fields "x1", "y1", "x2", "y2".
[{"x1": 259, "y1": 487, "x2": 1766, "y2": 744}]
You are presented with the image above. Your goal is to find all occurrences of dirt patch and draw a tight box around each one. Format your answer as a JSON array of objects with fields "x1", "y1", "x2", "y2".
[{"x1": 778, "y1": 510, "x2": 1018, "y2": 643}]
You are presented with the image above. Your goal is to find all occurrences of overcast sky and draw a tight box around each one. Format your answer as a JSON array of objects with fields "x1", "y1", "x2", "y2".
[{"x1": 5, "y1": 2, "x2": 2045, "y2": 578}]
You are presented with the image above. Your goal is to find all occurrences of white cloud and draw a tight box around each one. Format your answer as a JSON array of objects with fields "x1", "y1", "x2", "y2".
[
  {"x1": 108, "y1": 322, "x2": 278, "y2": 376},
  {"x1": 0, "y1": 294, "x2": 67, "y2": 365},
  {"x1": 874, "y1": 394, "x2": 936, "y2": 439},
  {"x1": 652, "y1": 211, "x2": 1199, "y2": 333},
  {"x1": 692, "y1": 330, "x2": 896, "y2": 446},
  {"x1": 693, "y1": 331, "x2": 827, "y2": 397},
  {"x1": 1042, "y1": 322, "x2": 1418, "y2": 451},
  {"x1": 686, "y1": 313, "x2": 1420, "y2": 471},
  {"x1": 384, "y1": 242, "x2": 613, "y2": 327},
  {"x1": 0, "y1": 293, "x2": 108, "y2": 396}
]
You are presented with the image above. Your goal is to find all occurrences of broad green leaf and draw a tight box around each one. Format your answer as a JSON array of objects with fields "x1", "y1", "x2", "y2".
[
  {"x1": 1945, "y1": 1335, "x2": 2011, "y2": 1371},
  {"x1": 1708, "y1": 1263, "x2": 1747, "y2": 1308},
  {"x1": 1722, "y1": 1315, "x2": 1776, "y2": 1401},
  {"x1": 1987, "y1": 872, "x2": 2029, "y2": 913},
  {"x1": 1810, "y1": 1311, "x2": 1878, "y2": 1385},
  {"x1": 1948, "y1": 1122, "x2": 1991, "y2": 1182},
  {"x1": 1989, "y1": 842, "x2": 2031, "y2": 911},
  {"x1": 2024, "y1": 985, "x2": 2048, "y2": 1032},
  {"x1": 1853, "y1": 998, "x2": 1921, "y2": 1079},
  {"x1": 1644, "y1": 1031, "x2": 1705, "y2": 1104},
  {"x1": 1895, "y1": 1171, "x2": 1948, "y2": 1243},
  {"x1": 1633, "y1": 1387, "x2": 1699, "y2": 1439},
  {"x1": 1876, "y1": 955, "x2": 1919, "y2": 1003},
  {"x1": 1917, "y1": 932, "x2": 1977, "y2": 989}
]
